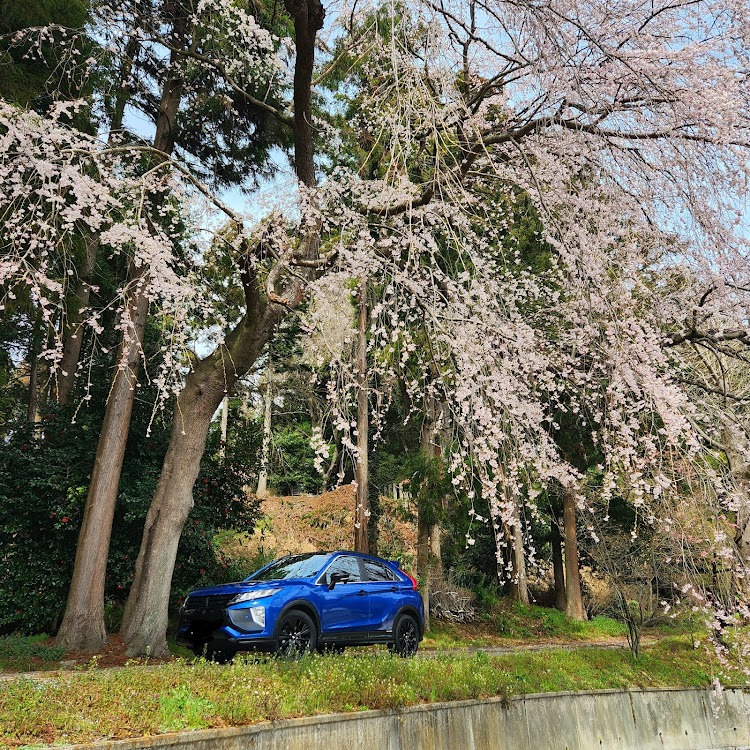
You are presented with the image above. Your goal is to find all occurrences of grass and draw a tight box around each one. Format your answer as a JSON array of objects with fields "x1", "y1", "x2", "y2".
[
  {"x1": 0, "y1": 637, "x2": 720, "y2": 748},
  {"x1": 422, "y1": 602, "x2": 628, "y2": 649}
]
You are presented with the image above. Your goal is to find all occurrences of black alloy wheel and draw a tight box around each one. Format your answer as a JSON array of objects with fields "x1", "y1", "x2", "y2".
[
  {"x1": 393, "y1": 614, "x2": 419, "y2": 657},
  {"x1": 276, "y1": 610, "x2": 316, "y2": 659}
]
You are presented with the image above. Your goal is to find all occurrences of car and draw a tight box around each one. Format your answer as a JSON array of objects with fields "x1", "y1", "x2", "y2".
[{"x1": 176, "y1": 551, "x2": 424, "y2": 660}]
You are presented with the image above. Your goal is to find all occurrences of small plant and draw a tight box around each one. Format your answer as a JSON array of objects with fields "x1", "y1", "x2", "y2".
[
  {"x1": 158, "y1": 686, "x2": 215, "y2": 732},
  {"x1": 0, "y1": 635, "x2": 66, "y2": 670}
]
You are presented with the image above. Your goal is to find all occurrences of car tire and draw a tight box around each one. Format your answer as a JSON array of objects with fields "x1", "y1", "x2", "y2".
[
  {"x1": 392, "y1": 613, "x2": 419, "y2": 657},
  {"x1": 276, "y1": 609, "x2": 317, "y2": 659}
]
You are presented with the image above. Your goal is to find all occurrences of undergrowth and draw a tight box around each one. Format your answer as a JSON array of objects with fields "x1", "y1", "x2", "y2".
[
  {"x1": 0, "y1": 636, "x2": 65, "y2": 672},
  {"x1": 0, "y1": 638, "x2": 717, "y2": 748},
  {"x1": 423, "y1": 603, "x2": 628, "y2": 649}
]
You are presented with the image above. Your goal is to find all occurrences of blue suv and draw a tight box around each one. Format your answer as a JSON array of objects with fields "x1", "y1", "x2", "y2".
[{"x1": 176, "y1": 551, "x2": 424, "y2": 659}]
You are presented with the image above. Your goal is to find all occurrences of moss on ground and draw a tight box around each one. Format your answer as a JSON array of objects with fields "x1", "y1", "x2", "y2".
[{"x1": 0, "y1": 637, "x2": 722, "y2": 748}]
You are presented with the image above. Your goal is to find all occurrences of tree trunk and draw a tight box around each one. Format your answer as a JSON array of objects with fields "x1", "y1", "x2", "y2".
[
  {"x1": 354, "y1": 278, "x2": 369, "y2": 553},
  {"x1": 121, "y1": 0, "x2": 324, "y2": 657},
  {"x1": 27, "y1": 351, "x2": 39, "y2": 423},
  {"x1": 501, "y1": 483, "x2": 528, "y2": 604},
  {"x1": 722, "y1": 424, "x2": 750, "y2": 597},
  {"x1": 490, "y1": 516, "x2": 507, "y2": 585},
  {"x1": 122, "y1": 301, "x2": 284, "y2": 656},
  {"x1": 563, "y1": 485, "x2": 587, "y2": 620},
  {"x1": 55, "y1": 281, "x2": 149, "y2": 651},
  {"x1": 508, "y1": 502, "x2": 529, "y2": 605},
  {"x1": 429, "y1": 521, "x2": 442, "y2": 580},
  {"x1": 219, "y1": 395, "x2": 229, "y2": 460},
  {"x1": 27, "y1": 311, "x2": 42, "y2": 423},
  {"x1": 321, "y1": 432, "x2": 340, "y2": 492},
  {"x1": 551, "y1": 517, "x2": 566, "y2": 611},
  {"x1": 417, "y1": 515, "x2": 430, "y2": 632},
  {"x1": 256, "y1": 367, "x2": 273, "y2": 496},
  {"x1": 55, "y1": 32, "x2": 138, "y2": 405},
  {"x1": 56, "y1": 31, "x2": 186, "y2": 653},
  {"x1": 417, "y1": 394, "x2": 444, "y2": 630},
  {"x1": 56, "y1": 236, "x2": 98, "y2": 405},
  {"x1": 121, "y1": 362, "x2": 229, "y2": 657}
]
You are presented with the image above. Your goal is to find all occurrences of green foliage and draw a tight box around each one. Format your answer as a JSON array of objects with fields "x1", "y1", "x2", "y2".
[
  {"x1": 0, "y1": 639, "x2": 716, "y2": 745},
  {"x1": 0, "y1": 635, "x2": 65, "y2": 670},
  {"x1": 494, "y1": 602, "x2": 627, "y2": 641},
  {"x1": 0, "y1": 0, "x2": 96, "y2": 123},
  {"x1": 269, "y1": 420, "x2": 321, "y2": 495},
  {"x1": 0, "y1": 413, "x2": 98, "y2": 634},
  {"x1": 158, "y1": 687, "x2": 215, "y2": 732},
  {"x1": 0, "y1": 392, "x2": 262, "y2": 634}
]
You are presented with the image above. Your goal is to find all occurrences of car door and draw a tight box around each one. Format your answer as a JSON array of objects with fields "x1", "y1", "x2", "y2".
[
  {"x1": 317, "y1": 555, "x2": 369, "y2": 634},
  {"x1": 362, "y1": 559, "x2": 404, "y2": 633}
]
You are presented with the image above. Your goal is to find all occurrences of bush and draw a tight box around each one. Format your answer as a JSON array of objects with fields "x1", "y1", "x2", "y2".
[{"x1": 0, "y1": 406, "x2": 261, "y2": 634}]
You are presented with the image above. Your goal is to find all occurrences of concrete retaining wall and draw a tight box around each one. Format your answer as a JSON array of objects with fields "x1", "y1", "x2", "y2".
[{"x1": 57, "y1": 687, "x2": 750, "y2": 750}]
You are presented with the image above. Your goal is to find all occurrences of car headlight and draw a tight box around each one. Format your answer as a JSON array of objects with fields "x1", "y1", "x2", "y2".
[
  {"x1": 228, "y1": 605, "x2": 266, "y2": 630},
  {"x1": 229, "y1": 589, "x2": 277, "y2": 605}
]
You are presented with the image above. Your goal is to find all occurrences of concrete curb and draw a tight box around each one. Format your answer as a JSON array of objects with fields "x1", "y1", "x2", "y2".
[{"x1": 47, "y1": 687, "x2": 750, "y2": 750}]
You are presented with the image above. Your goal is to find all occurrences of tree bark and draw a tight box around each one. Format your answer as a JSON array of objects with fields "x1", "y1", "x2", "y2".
[
  {"x1": 490, "y1": 516, "x2": 507, "y2": 585},
  {"x1": 121, "y1": 0, "x2": 324, "y2": 656},
  {"x1": 321, "y1": 432, "x2": 339, "y2": 492},
  {"x1": 722, "y1": 424, "x2": 750, "y2": 597},
  {"x1": 429, "y1": 521, "x2": 442, "y2": 580},
  {"x1": 55, "y1": 27, "x2": 186, "y2": 653},
  {"x1": 417, "y1": 394, "x2": 445, "y2": 630},
  {"x1": 354, "y1": 277, "x2": 369, "y2": 553},
  {"x1": 55, "y1": 278, "x2": 149, "y2": 651},
  {"x1": 563, "y1": 485, "x2": 587, "y2": 620},
  {"x1": 256, "y1": 364, "x2": 273, "y2": 496},
  {"x1": 506, "y1": 496, "x2": 529, "y2": 605},
  {"x1": 122, "y1": 299, "x2": 285, "y2": 656},
  {"x1": 417, "y1": 514, "x2": 430, "y2": 632},
  {"x1": 55, "y1": 32, "x2": 138, "y2": 405},
  {"x1": 219, "y1": 395, "x2": 229, "y2": 460},
  {"x1": 27, "y1": 311, "x2": 43, "y2": 423},
  {"x1": 551, "y1": 517, "x2": 566, "y2": 611},
  {"x1": 56, "y1": 236, "x2": 98, "y2": 405}
]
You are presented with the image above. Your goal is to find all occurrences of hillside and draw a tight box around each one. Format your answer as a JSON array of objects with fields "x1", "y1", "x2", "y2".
[{"x1": 221, "y1": 485, "x2": 418, "y2": 572}]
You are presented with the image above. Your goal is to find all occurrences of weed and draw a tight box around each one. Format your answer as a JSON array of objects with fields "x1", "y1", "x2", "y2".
[
  {"x1": 158, "y1": 686, "x2": 216, "y2": 732},
  {"x1": 0, "y1": 637, "x2": 719, "y2": 747},
  {"x1": 0, "y1": 635, "x2": 65, "y2": 671}
]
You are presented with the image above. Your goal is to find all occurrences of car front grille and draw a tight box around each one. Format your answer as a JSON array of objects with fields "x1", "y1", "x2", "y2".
[{"x1": 184, "y1": 593, "x2": 236, "y2": 610}]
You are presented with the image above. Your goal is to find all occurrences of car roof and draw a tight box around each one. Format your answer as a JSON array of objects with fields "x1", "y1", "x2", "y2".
[{"x1": 274, "y1": 551, "x2": 400, "y2": 567}]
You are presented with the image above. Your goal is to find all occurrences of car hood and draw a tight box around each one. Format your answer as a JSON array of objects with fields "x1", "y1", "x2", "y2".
[{"x1": 187, "y1": 579, "x2": 305, "y2": 597}]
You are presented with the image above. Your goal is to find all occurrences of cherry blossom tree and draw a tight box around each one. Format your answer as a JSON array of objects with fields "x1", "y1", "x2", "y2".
[
  {"x1": 305, "y1": 0, "x2": 750, "y2": 630},
  {"x1": 4, "y1": 0, "x2": 750, "y2": 661},
  {"x1": 128, "y1": 0, "x2": 750, "y2": 655}
]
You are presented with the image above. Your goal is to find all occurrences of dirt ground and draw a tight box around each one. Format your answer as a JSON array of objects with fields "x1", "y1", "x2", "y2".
[
  {"x1": 222, "y1": 484, "x2": 417, "y2": 565},
  {"x1": 47, "y1": 633, "x2": 177, "y2": 670}
]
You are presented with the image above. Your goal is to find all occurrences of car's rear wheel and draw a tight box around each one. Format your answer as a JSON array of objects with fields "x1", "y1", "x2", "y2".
[
  {"x1": 276, "y1": 610, "x2": 316, "y2": 659},
  {"x1": 392, "y1": 613, "x2": 419, "y2": 657}
]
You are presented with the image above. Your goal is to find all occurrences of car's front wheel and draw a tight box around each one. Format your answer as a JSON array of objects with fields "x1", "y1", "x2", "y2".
[
  {"x1": 392, "y1": 613, "x2": 419, "y2": 657},
  {"x1": 276, "y1": 609, "x2": 316, "y2": 659}
]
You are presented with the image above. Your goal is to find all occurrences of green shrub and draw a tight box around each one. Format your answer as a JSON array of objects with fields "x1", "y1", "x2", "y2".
[
  {"x1": 0, "y1": 635, "x2": 65, "y2": 670},
  {"x1": 0, "y1": 406, "x2": 261, "y2": 634}
]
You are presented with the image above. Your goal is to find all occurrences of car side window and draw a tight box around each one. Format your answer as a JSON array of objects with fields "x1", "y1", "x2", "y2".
[
  {"x1": 325, "y1": 555, "x2": 362, "y2": 584},
  {"x1": 363, "y1": 560, "x2": 398, "y2": 582}
]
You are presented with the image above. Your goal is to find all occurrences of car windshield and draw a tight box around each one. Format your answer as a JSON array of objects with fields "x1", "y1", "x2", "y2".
[{"x1": 249, "y1": 554, "x2": 330, "y2": 581}]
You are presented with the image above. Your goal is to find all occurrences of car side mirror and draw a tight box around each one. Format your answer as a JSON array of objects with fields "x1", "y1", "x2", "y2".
[{"x1": 328, "y1": 571, "x2": 350, "y2": 590}]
